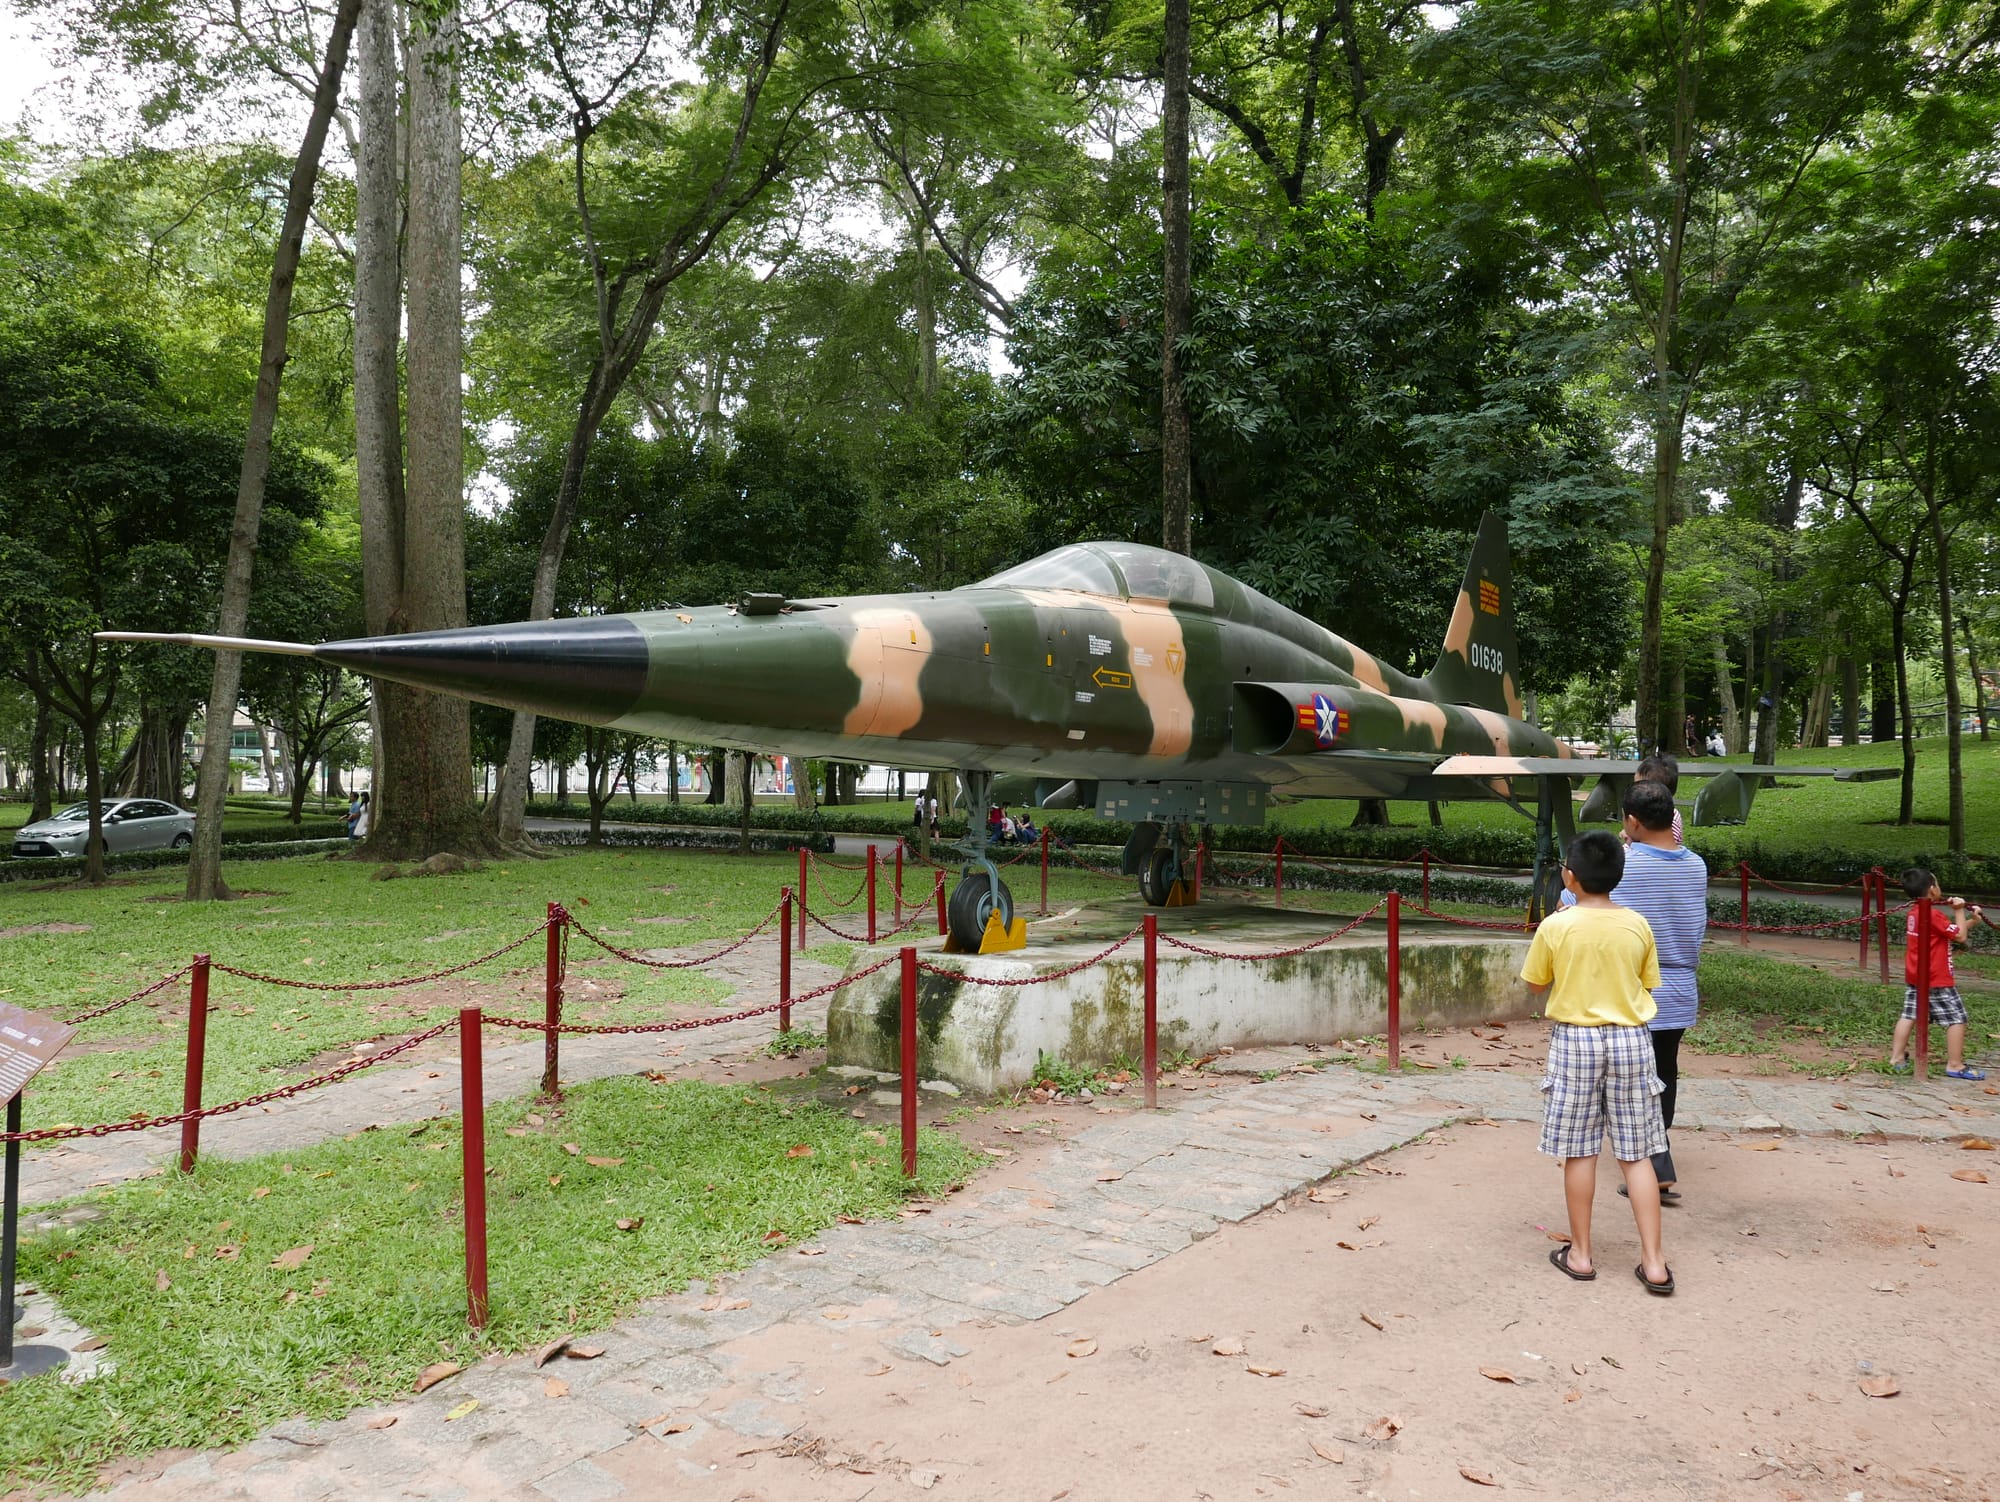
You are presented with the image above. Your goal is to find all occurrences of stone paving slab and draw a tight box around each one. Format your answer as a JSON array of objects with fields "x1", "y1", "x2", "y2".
[{"x1": 69, "y1": 1054, "x2": 1995, "y2": 1501}]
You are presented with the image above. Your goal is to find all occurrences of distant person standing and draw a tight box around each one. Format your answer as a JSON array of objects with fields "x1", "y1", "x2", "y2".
[
  {"x1": 1889, "y1": 868, "x2": 1986, "y2": 1080},
  {"x1": 912, "y1": 791, "x2": 925, "y2": 829},
  {"x1": 352, "y1": 792, "x2": 371, "y2": 841},
  {"x1": 1705, "y1": 726, "x2": 1726, "y2": 757},
  {"x1": 345, "y1": 792, "x2": 363, "y2": 840}
]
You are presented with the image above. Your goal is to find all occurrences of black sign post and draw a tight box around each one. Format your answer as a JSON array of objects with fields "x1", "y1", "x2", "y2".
[{"x1": 0, "y1": 1003, "x2": 77, "y2": 1382}]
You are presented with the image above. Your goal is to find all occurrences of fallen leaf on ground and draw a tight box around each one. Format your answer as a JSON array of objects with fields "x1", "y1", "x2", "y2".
[
  {"x1": 1307, "y1": 1186, "x2": 1346, "y2": 1202},
  {"x1": 799, "y1": 1247, "x2": 826, "y2": 1257},
  {"x1": 565, "y1": 1344, "x2": 606, "y2": 1360},
  {"x1": 562, "y1": 1143, "x2": 581, "y2": 1156},
  {"x1": 1067, "y1": 1338, "x2": 1098, "y2": 1358},
  {"x1": 543, "y1": 1378, "x2": 569, "y2": 1399},
  {"x1": 1356, "y1": 1214, "x2": 1380, "y2": 1231},
  {"x1": 1859, "y1": 1375, "x2": 1902, "y2": 1398},
  {"x1": 534, "y1": 1337, "x2": 572, "y2": 1368},
  {"x1": 1245, "y1": 1364, "x2": 1286, "y2": 1378},
  {"x1": 1545, "y1": 1231, "x2": 1572, "y2": 1243},
  {"x1": 214, "y1": 1245, "x2": 241, "y2": 1261},
  {"x1": 366, "y1": 1415, "x2": 397, "y2": 1430},
  {"x1": 1211, "y1": 1338, "x2": 1246, "y2": 1356},
  {"x1": 1479, "y1": 1367, "x2": 1519, "y2": 1384},
  {"x1": 414, "y1": 1362, "x2": 461, "y2": 1393},
  {"x1": 615, "y1": 1218, "x2": 644, "y2": 1232},
  {"x1": 1310, "y1": 1441, "x2": 1344, "y2": 1464},
  {"x1": 1334, "y1": 1239, "x2": 1384, "y2": 1250},
  {"x1": 1360, "y1": 1312, "x2": 1384, "y2": 1331},
  {"x1": 701, "y1": 1298, "x2": 751, "y2": 1312},
  {"x1": 864, "y1": 1365, "x2": 892, "y2": 1377},
  {"x1": 1459, "y1": 1465, "x2": 1499, "y2": 1487},
  {"x1": 75, "y1": 1336, "x2": 106, "y2": 1353},
  {"x1": 1600, "y1": 1356, "x2": 1623, "y2": 1370},
  {"x1": 1294, "y1": 1402, "x2": 1328, "y2": 1418},
  {"x1": 822, "y1": 1309, "x2": 849, "y2": 1321},
  {"x1": 153, "y1": 1270, "x2": 171, "y2": 1291},
  {"x1": 1095, "y1": 1171, "x2": 1125, "y2": 1182},
  {"x1": 761, "y1": 1230, "x2": 788, "y2": 1244},
  {"x1": 1740, "y1": 1140, "x2": 1782, "y2": 1152},
  {"x1": 584, "y1": 1156, "x2": 624, "y2": 1168},
  {"x1": 1960, "y1": 1138, "x2": 1994, "y2": 1151},
  {"x1": 1363, "y1": 1415, "x2": 1403, "y2": 1442},
  {"x1": 1951, "y1": 1169, "x2": 1989, "y2": 1183},
  {"x1": 251, "y1": 1186, "x2": 271, "y2": 1198},
  {"x1": 445, "y1": 1400, "x2": 479, "y2": 1421},
  {"x1": 909, "y1": 1468, "x2": 941, "y2": 1490},
  {"x1": 656, "y1": 1419, "x2": 692, "y2": 1434},
  {"x1": 785, "y1": 1144, "x2": 815, "y2": 1159},
  {"x1": 1564, "y1": 1388, "x2": 1581, "y2": 1403}
]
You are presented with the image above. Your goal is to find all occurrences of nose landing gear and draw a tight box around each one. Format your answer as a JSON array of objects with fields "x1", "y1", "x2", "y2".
[
  {"x1": 942, "y1": 769, "x2": 1027, "y2": 953},
  {"x1": 1132, "y1": 821, "x2": 1198, "y2": 907}
]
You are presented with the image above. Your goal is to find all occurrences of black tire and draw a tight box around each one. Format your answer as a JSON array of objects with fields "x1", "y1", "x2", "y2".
[
  {"x1": 1139, "y1": 846, "x2": 1180, "y2": 906},
  {"x1": 171, "y1": 832, "x2": 193, "y2": 849},
  {"x1": 947, "y1": 872, "x2": 1014, "y2": 950}
]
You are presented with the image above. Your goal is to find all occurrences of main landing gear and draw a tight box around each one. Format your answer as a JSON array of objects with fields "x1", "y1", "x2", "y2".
[
  {"x1": 943, "y1": 769, "x2": 1026, "y2": 953},
  {"x1": 1127, "y1": 820, "x2": 1198, "y2": 907}
]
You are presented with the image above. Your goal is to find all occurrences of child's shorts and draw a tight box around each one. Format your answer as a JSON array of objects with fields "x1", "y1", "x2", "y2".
[
  {"x1": 1539, "y1": 1022, "x2": 1668, "y2": 1162},
  {"x1": 1902, "y1": 986, "x2": 1969, "y2": 1025}
]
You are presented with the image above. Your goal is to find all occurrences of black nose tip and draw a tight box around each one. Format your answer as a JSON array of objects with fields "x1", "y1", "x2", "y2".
[{"x1": 316, "y1": 617, "x2": 650, "y2": 724}]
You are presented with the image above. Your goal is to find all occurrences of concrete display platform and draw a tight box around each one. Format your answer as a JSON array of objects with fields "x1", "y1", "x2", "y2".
[{"x1": 826, "y1": 899, "x2": 1535, "y2": 1093}]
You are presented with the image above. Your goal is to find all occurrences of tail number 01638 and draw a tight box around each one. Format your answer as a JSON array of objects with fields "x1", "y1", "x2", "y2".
[{"x1": 1469, "y1": 642, "x2": 1506, "y2": 675}]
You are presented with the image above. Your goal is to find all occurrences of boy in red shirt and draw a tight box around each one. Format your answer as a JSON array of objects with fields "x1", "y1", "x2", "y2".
[{"x1": 1889, "y1": 866, "x2": 1986, "y2": 1080}]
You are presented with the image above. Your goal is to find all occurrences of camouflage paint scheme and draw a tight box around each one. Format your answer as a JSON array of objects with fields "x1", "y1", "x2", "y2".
[{"x1": 246, "y1": 511, "x2": 1558, "y2": 813}]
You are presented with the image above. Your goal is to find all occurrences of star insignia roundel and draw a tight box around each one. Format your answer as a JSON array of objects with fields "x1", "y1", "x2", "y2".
[{"x1": 1312, "y1": 693, "x2": 1341, "y2": 748}]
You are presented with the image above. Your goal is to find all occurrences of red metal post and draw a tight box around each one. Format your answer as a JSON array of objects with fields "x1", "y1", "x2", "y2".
[
  {"x1": 541, "y1": 902, "x2": 563, "y2": 1097},
  {"x1": 1194, "y1": 838, "x2": 1205, "y2": 902},
  {"x1": 867, "y1": 844, "x2": 879, "y2": 944},
  {"x1": 1422, "y1": 849, "x2": 1431, "y2": 910},
  {"x1": 934, "y1": 869, "x2": 947, "y2": 936},
  {"x1": 798, "y1": 847, "x2": 810, "y2": 948},
  {"x1": 1386, "y1": 891, "x2": 1402, "y2": 1070},
  {"x1": 177, "y1": 955, "x2": 211, "y2": 1174},
  {"x1": 1039, "y1": 827, "x2": 1050, "y2": 916},
  {"x1": 1738, "y1": 862, "x2": 1751, "y2": 946},
  {"x1": 899, "y1": 946, "x2": 918, "y2": 1178},
  {"x1": 894, "y1": 840, "x2": 904, "y2": 926},
  {"x1": 459, "y1": 1007, "x2": 490, "y2": 1328},
  {"x1": 1915, "y1": 897, "x2": 1932, "y2": 1079},
  {"x1": 1143, "y1": 913, "x2": 1158, "y2": 1109},
  {"x1": 779, "y1": 887, "x2": 793, "y2": 1034},
  {"x1": 1274, "y1": 836, "x2": 1285, "y2": 908},
  {"x1": 1876, "y1": 868, "x2": 1891, "y2": 985},
  {"x1": 1858, "y1": 871, "x2": 1873, "y2": 971}
]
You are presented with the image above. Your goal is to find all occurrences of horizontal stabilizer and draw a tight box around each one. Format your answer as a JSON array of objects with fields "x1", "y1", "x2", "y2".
[
  {"x1": 96, "y1": 631, "x2": 318, "y2": 657},
  {"x1": 1433, "y1": 755, "x2": 1856, "y2": 780}
]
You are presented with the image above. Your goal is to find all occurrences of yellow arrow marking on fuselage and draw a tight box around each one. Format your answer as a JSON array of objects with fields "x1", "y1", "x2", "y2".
[{"x1": 1092, "y1": 666, "x2": 1133, "y2": 690}]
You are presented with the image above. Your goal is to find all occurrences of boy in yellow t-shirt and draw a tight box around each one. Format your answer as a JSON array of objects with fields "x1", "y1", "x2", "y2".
[{"x1": 1522, "y1": 830, "x2": 1674, "y2": 1296}]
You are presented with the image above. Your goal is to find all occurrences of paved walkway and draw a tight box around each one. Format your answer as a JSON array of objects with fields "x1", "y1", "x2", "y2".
[{"x1": 56, "y1": 1053, "x2": 1985, "y2": 1502}]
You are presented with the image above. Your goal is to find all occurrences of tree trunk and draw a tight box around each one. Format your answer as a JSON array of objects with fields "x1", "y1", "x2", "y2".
[
  {"x1": 1960, "y1": 621, "x2": 1989, "y2": 741},
  {"x1": 1891, "y1": 603, "x2": 1916, "y2": 823},
  {"x1": 1839, "y1": 657, "x2": 1860, "y2": 747},
  {"x1": 182, "y1": 0, "x2": 361, "y2": 901},
  {"x1": 791, "y1": 756, "x2": 817, "y2": 813},
  {"x1": 667, "y1": 741, "x2": 679, "y2": 804},
  {"x1": 738, "y1": 752, "x2": 754, "y2": 855},
  {"x1": 1350, "y1": 798, "x2": 1390, "y2": 828},
  {"x1": 29, "y1": 699, "x2": 51, "y2": 821},
  {"x1": 81, "y1": 710, "x2": 107, "y2": 884},
  {"x1": 1930, "y1": 508, "x2": 1965, "y2": 853},
  {"x1": 366, "y1": 2, "x2": 486, "y2": 861},
  {"x1": 912, "y1": 210, "x2": 938, "y2": 404},
  {"x1": 705, "y1": 749, "x2": 725, "y2": 804},
  {"x1": 1872, "y1": 653, "x2": 1897, "y2": 742},
  {"x1": 1635, "y1": 411, "x2": 1678, "y2": 753},
  {"x1": 1160, "y1": 0, "x2": 1193, "y2": 557},
  {"x1": 353, "y1": 0, "x2": 403, "y2": 640},
  {"x1": 1711, "y1": 635, "x2": 1740, "y2": 750}
]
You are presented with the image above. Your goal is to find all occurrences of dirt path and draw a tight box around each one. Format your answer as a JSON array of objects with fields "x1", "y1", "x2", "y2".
[{"x1": 651, "y1": 1125, "x2": 2000, "y2": 1502}]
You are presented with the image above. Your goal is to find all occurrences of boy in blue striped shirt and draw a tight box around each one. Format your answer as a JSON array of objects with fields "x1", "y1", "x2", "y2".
[{"x1": 1562, "y1": 778, "x2": 1707, "y2": 1199}]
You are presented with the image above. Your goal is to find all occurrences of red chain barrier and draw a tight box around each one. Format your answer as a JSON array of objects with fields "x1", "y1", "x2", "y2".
[
  {"x1": 808, "y1": 849, "x2": 873, "y2": 872},
  {"x1": 486, "y1": 955, "x2": 899, "y2": 1037},
  {"x1": 62, "y1": 964, "x2": 193, "y2": 1027},
  {"x1": 211, "y1": 920, "x2": 555, "y2": 992},
  {"x1": 915, "y1": 926, "x2": 1145, "y2": 987},
  {"x1": 1742, "y1": 864, "x2": 1873, "y2": 895},
  {"x1": 0, "y1": 1020, "x2": 457, "y2": 1144},
  {"x1": 566, "y1": 904, "x2": 782, "y2": 969},
  {"x1": 1159, "y1": 899, "x2": 1386, "y2": 960},
  {"x1": 1406, "y1": 903, "x2": 1535, "y2": 933}
]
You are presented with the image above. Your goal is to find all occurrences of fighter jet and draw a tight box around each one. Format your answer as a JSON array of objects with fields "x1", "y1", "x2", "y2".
[{"x1": 101, "y1": 512, "x2": 1871, "y2": 948}]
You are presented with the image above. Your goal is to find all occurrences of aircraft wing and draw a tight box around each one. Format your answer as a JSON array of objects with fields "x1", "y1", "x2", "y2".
[{"x1": 1431, "y1": 756, "x2": 1896, "y2": 782}]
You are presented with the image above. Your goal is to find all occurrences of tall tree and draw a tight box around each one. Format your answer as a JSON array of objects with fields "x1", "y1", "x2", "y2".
[
  {"x1": 183, "y1": 0, "x2": 360, "y2": 900},
  {"x1": 1160, "y1": 0, "x2": 1193, "y2": 555}
]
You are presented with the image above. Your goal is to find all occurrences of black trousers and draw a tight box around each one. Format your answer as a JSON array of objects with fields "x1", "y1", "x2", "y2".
[{"x1": 1651, "y1": 1027, "x2": 1685, "y2": 1185}]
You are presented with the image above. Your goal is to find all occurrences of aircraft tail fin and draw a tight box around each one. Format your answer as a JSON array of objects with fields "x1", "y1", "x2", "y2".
[{"x1": 1425, "y1": 511, "x2": 1522, "y2": 718}]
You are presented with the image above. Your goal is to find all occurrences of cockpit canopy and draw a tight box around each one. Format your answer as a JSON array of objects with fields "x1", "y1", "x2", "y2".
[{"x1": 973, "y1": 542, "x2": 1216, "y2": 610}]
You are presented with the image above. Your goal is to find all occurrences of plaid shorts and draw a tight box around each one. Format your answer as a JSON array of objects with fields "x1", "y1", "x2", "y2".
[
  {"x1": 1539, "y1": 1022, "x2": 1668, "y2": 1162},
  {"x1": 1902, "y1": 986, "x2": 1970, "y2": 1025}
]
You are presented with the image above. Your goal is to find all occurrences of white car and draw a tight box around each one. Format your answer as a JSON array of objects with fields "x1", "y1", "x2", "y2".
[{"x1": 11, "y1": 799, "x2": 197, "y2": 858}]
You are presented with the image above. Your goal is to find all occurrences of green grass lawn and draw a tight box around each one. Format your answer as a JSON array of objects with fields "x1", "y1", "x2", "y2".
[{"x1": 6, "y1": 1077, "x2": 975, "y2": 1493}]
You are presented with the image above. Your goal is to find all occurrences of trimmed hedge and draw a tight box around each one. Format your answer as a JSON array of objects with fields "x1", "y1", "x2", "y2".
[{"x1": 0, "y1": 838, "x2": 346, "y2": 884}]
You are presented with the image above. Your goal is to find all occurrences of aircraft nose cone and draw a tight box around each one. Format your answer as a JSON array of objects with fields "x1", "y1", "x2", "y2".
[{"x1": 316, "y1": 617, "x2": 650, "y2": 724}]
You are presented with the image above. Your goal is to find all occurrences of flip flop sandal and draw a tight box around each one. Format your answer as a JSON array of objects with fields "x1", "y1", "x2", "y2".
[
  {"x1": 1888, "y1": 1061, "x2": 1913, "y2": 1074},
  {"x1": 1634, "y1": 1264, "x2": 1675, "y2": 1296},
  {"x1": 1946, "y1": 1068, "x2": 1988, "y2": 1081},
  {"x1": 1549, "y1": 1245, "x2": 1596, "y2": 1281},
  {"x1": 1617, "y1": 1186, "x2": 1683, "y2": 1203}
]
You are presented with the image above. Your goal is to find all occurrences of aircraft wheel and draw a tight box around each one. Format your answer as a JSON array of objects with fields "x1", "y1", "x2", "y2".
[
  {"x1": 948, "y1": 872, "x2": 1013, "y2": 950},
  {"x1": 1139, "y1": 847, "x2": 1179, "y2": 906}
]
